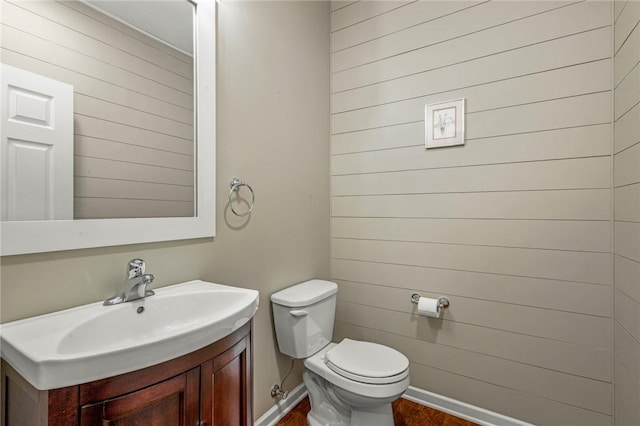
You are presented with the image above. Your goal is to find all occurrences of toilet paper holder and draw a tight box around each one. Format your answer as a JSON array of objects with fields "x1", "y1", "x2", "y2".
[{"x1": 411, "y1": 293, "x2": 450, "y2": 309}]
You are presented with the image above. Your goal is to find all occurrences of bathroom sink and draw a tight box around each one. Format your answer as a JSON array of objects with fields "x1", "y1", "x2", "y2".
[{"x1": 0, "y1": 280, "x2": 259, "y2": 390}]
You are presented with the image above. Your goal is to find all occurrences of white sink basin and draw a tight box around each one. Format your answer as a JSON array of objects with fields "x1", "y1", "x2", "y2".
[{"x1": 0, "y1": 280, "x2": 259, "y2": 390}]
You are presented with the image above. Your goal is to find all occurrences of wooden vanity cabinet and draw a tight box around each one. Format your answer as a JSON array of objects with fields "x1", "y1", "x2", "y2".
[{"x1": 1, "y1": 321, "x2": 253, "y2": 426}]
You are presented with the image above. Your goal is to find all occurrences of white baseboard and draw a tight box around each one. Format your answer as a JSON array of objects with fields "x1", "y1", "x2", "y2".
[
  {"x1": 403, "y1": 386, "x2": 534, "y2": 426},
  {"x1": 254, "y1": 384, "x2": 532, "y2": 426},
  {"x1": 254, "y1": 383, "x2": 308, "y2": 426}
]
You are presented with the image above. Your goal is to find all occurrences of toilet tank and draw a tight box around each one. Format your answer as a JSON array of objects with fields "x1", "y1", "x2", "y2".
[{"x1": 270, "y1": 280, "x2": 338, "y2": 359}]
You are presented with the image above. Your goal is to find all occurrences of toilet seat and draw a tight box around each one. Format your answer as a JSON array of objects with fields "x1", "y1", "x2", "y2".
[
  {"x1": 305, "y1": 343, "x2": 411, "y2": 400},
  {"x1": 324, "y1": 339, "x2": 409, "y2": 385}
]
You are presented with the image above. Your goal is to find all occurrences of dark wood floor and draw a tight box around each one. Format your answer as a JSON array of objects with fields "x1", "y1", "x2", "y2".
[{"x1": 276, "y1": 396, "x2": 479, "y2": 426}]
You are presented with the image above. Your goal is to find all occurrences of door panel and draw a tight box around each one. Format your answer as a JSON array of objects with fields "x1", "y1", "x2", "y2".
[{"x1": 1, "y1": 64, "x2": 73, "y2": 220}]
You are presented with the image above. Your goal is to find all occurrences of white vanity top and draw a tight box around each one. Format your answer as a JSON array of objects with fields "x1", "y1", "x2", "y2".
[{"x1": 0, "y1": 280, "x2": 259, "y2": 390}]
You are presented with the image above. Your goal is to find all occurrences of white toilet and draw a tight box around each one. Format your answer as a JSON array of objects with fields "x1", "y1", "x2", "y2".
[{"x1": 271, "y1": 280, "x2": 410, "y2": 426}]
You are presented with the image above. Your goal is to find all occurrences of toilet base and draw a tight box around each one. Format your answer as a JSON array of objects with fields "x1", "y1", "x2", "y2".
[{"x1": 303, "y1": 370, "x2": 396, "y2": 426}]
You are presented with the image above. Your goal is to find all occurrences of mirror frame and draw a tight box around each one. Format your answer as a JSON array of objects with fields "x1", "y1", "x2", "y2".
[{"x1": 0, "y1": 0, "x2": 216, "y2": 256}]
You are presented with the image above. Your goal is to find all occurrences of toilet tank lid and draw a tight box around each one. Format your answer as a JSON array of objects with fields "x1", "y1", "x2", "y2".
[{"x1": 271, "y1": 280, "x2": 337, "y2": 307}]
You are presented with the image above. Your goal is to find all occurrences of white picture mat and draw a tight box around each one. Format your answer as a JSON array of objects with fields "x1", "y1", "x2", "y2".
[{"x1": 425, "y1": 98, "x2": 465, "y2": 149}]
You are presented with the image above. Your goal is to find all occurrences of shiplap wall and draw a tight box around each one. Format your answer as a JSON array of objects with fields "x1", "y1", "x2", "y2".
[
  {"x1": 0, "y1": 0, "x2": 194, "y2": 218},
  {"x1": 614, "y1": 1, "x2": 640, "y2": 425},
  {"x1": 330, "y1": 2, "x2": 613, "y2": 425}
]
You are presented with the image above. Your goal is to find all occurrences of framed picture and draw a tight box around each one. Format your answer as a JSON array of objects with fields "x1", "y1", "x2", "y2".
[{"x1": 425, "y1": 98, "x2": 465, "y2": 149}]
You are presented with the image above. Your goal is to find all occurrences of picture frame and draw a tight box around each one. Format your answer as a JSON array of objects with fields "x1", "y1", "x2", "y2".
[{"x1": 425, "y1": 98, "x2": 465, "y2": 149}]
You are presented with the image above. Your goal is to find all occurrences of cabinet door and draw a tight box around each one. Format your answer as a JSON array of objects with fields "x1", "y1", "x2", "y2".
[
  {"x1": 80, "y1": 368, "x2": 199, "y2": 426},
  {"x1": 200, "y1": 334, "x2": 252, "y2": 426}
]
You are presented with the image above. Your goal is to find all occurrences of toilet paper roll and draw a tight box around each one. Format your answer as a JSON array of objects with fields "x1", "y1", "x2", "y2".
[{"x1": 417, "y1": 297, "x2": 440, "y2": 318}]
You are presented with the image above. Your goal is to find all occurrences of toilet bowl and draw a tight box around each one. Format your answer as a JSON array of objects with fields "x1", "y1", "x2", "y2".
[
  {"x1": 304, "y1": 341, "x2": 410, "y2": 426},
  {"x1": 271, "y1": 280, "x2": 410, "y2": 426}
]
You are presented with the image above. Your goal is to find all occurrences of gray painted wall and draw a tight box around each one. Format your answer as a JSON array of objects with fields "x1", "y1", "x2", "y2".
[
  {"x1": 614, "y1": 1, "x2": 640, "y2": 425},
  {"x1": 330, "y1": 2, "x2": 613, "y2": 425}
]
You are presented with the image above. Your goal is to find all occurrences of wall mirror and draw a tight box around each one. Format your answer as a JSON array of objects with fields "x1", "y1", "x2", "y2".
[{"x1": 0, "y1": 0, "x2": 216, "y2": 255}]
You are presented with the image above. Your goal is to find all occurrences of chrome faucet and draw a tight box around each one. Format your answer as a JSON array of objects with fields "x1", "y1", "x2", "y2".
[{"x1": 103, "y1": 259, "x2": 155, "y2": 306}]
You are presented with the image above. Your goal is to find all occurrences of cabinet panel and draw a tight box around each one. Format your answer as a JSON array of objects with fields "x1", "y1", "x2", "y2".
[
  {"x1": 0, "y1": 360, "x2": 77, "y2": 426},
  {"x1": 80, "y1": 369, "x2": 199, "y2": 426},
  {"x1": 200, "y1": 333, "x2": 252, "y2": 426},
  {"x1": 215, "y1": 355, "x2": 243, "y2": 425}
]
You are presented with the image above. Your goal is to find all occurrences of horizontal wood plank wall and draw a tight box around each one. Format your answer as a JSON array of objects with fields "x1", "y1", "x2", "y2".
[
  {"x1": 614, "y1": 1, "x2": 640, "y2": 425},
  {"x1": 330, "y1": 2, "x2": 613, "y2": 425},
  {"x1": 0, "y1": 0, "x2": 194, "y2": 219}
]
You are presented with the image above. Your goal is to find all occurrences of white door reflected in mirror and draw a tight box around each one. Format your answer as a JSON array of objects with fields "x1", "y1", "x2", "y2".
[{"x1": 1, "y1": 65, "x2": 74, "y2": 221}]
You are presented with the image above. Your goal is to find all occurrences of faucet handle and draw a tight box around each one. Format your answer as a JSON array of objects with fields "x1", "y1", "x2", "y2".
[{"x1": 127, "y1": 258, "x2": 146, "y2": 279}]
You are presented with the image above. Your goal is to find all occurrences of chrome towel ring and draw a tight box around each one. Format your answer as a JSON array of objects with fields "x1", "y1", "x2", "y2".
[{"x1": 229, "y1": 177, "x2": 255, "y2": 217}]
